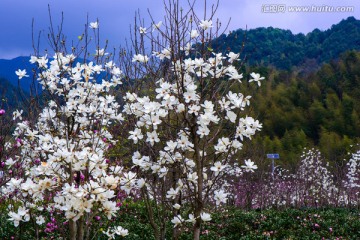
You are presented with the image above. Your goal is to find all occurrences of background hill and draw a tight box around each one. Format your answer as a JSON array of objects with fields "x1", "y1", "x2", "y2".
[
  {"x1": 211, "y1": 16, "x2": 360, "y2": 70},
  {"x1": 238, "y1": 50, "x2": 360, "y2": 170}
]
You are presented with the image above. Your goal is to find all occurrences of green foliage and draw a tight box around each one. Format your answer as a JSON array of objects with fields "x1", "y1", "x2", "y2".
[
  {"x1": 237, "y1": 50, "x2": 360, "y2": 170},
  {"x1": 2, "y1": 200, "x2": 359, "y2": 239},
  {"x1": 112, "y1": 201, "x2": 158, "y2": 240},
  {"x1": 211, "y1": 17, "x2": 360, "y2": 70}
]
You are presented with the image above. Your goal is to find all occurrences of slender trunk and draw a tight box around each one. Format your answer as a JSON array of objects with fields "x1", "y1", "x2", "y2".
[
  {"x1": 193, "y1": 205, "x2": 202, "y2": 240},
  {"x1": 69, "y1": 219, "x2": 77, "y2": 240},
  {"x1": 191, "y1": 123, "x2": 203, "y2": 240},
  {"x1": 143, "y1": 188, "x2": 160, "y2": 240},
  {"x1": 77, "y1": 216, "x2": 85, "y2": 240},
  {"x1": 193, "y1": 227, "x2": 201, "y2": 240},
  {"x1": 160, "y1": 180, "x2": 167, "y2": 240},
  {"x1": 85, "y1": 218, "x2": 91, "y2": 240},
  {"x1": 172, "y1": 228, "x2": 179, "y2": 240}
]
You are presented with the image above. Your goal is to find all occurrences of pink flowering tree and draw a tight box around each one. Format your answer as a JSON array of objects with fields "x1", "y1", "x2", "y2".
[{"x1": 120, "y1": 1, "x2": 263, "y2": 239}]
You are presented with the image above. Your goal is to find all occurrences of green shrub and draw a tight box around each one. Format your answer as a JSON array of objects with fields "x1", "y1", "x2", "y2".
[{"x1": 1, "y1": 201, "x2": 359, "y2": 239}]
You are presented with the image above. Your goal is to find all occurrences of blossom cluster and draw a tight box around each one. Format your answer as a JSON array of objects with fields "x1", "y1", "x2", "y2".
[
  {"x1": 345, "y1": 150, "x2": 360, "y2": 189},
  {"x1": 2, "y1": 53, "x2": 140, "y2": 238},
  {"x1": 343, "y1": 150, "x2": 360, "y2": 204},
  {"x1": 123, "y1": 21, "x2": 263, "y2": 226},
  {"x1": 296, "y1": 148, "x2": 337, "y2": 205}
]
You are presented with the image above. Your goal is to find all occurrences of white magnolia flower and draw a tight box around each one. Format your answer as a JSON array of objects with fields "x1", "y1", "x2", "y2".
[
  {"x1": 128, "y1": 128, "x2": 143, "y2": 143},
  {"x1": 196, "y1": 125, "x2": 210, "y2": 138},
  {"x1": 190, "y1": 29, "x2": 199, "y2": 38},
  {"x1": 113, "y1": 226, "x2": 129, "y2": 237},
  {"x1": 152, "y1": 21, "x2": 162, "y2": 31},
  {"x1": 210, "y1": 161, "x2": 226, "y2": 175},
  {"x1": 227, "y1": 52, "x2": 240, "y2": 63},
  {"x1": 249, "y1": 72, "x2": 265, "y2": 86},
  {"x1": 12, "y1": 109, "x2": 23, "y2": 121},
  {"x1": 136, "y1": 178, "x2": 146, "y2": 188},
  {"x1": 199, "y1": 20, "x2": 213, "y2": 30},
  {"x1": 171, "y1": 215, "x2": 184, "y2": 227},
  {"x1": 95, "y1": 48, "x2": 108, "y2": 57},
  {"x1": 226, "y1": 110, "x2": 237, "y2": 123},
  {"x1": 132, "y1": 54, "x2": 149, "y2": 63},
  {"x1": 15, "y1": 69, "x2": 29, "y2": 79},
  {"x1": 200, "y1": 212, "x2": 211, "y2": 222},
  {"x1": 214, "y1": 190, "x2": 228, "y2": 206},
  {"x1": 5, "y1": 158, "x2": 16, "y2": 166},
  {"x1": 186, "y1": 214, "x2": 196, "y2": 223},
  {"x1": 166, "y1": 187, "x2": 179, "y2": 199},
  {"x1": 146, "y1": 131, "x2": 160, "y2": 146},
  {"x1": 241, "y1": 159, "x2": 258, "y2": 172},
  {"x1": 173, "y1": 203, "x2": 181, "y2": 210},
  {"x1": 36, "y1": 215, "x2": 45, "y2": 225},
  {"x1": 187, "y1": 172, "x2": 198, "y2": 183},
  {"x1": 8, "y1": 207, "x2": 29, "y2": 227},
  {"x1": 214, "y1": 137, "x2": 231, "y2": 154},
  {"x1": 89, "y1": 21, "x2": 99, "y2": 29}
]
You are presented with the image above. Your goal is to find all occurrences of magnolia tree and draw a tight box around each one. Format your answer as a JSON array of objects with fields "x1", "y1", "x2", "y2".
[
  {"x1": 119, "y1": 1, "x2": 263, "y2": 239},
  {"x1": 344, "y1": 149, "x2": 360, "y2": 205},
  {"x1": 295, "y1": 148, "x2": 338, "y2": 206},
  {"x1": 2, "y1": 52, "x2": 145, "y2": 239}
]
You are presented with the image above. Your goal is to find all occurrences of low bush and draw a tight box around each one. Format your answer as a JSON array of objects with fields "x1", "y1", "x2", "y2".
[{"x1": 1, "y1": 201, "x2": 359, "y2": 239}]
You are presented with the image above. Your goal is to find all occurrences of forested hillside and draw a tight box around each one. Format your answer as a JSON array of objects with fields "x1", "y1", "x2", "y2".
[
  {"x1": 239, "y1": 50, "x2": 360, "y2": 169},
  {"x1": 211, "y1": 16, "x2": 360, "y2": 70}
]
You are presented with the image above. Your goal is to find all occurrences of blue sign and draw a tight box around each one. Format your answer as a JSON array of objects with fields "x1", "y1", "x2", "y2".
[{"x1": 267, "y1": 153, "x2": 280, "y2": 159}]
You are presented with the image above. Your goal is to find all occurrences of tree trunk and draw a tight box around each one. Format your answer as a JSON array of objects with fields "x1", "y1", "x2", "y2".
[
  {"x1": 69, "y1": 219, "x2": 77, "y2": 240},
  {"x1": 143, "y1": 188, "x2": 160, "y2": 240},
  {"x1": 193, "y1": 225, "x2": 201, "y2": 240},
  {"x1": 77, "y1": 216, "x2": 85, "y2": 240},
  {"x1": 191, "y1": 123, "x2": 203, "y2": 240}
]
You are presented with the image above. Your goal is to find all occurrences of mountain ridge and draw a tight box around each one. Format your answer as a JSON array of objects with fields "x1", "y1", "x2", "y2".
[{"x1": 211, "y1": 16, "x2": 360, "y2": 70}]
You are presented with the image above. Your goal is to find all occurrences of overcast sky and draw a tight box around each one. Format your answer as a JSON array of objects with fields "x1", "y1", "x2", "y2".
[{"x1": 0, "y1": 0, "x2": 358, "y2": 59}]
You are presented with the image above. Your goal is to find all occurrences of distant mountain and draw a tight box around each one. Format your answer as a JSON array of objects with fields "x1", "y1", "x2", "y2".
[{"x1": 211, "y1": 16, "x2": 360, "y2": 70}]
